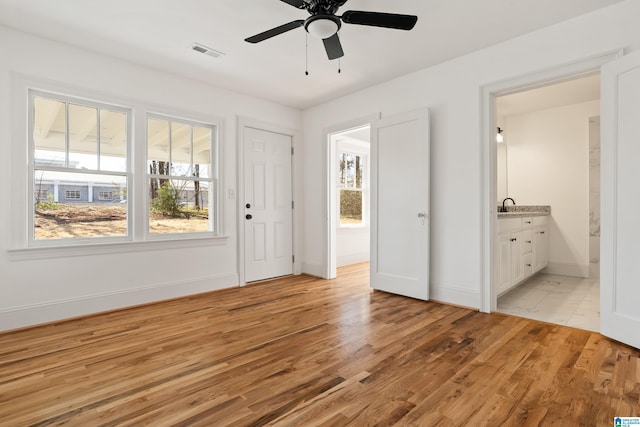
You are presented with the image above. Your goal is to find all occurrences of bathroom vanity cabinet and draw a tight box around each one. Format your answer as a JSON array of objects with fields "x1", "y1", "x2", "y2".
[{"x1": 497, "y1": 215, "x2": 548, "y2": 296}]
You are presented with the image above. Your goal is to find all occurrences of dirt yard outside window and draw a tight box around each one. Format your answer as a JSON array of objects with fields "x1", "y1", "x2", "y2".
[{"x1": 35, "y1": 204, "x2": 209, "y2": 239}]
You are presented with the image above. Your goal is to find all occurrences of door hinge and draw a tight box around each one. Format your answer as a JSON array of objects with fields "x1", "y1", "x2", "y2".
[
  {"x1": 292, "y1": 201, "x2": 294, "y2": 209},
  {"x1": 292, "y1": 255, "x2": 295, "y2": 263},
  {"x1": 291, "y1": 146, "x2": 294, "y2": 155}
]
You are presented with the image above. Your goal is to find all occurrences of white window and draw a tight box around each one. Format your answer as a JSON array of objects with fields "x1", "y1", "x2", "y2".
[
  {"x1": 98, "y1": 191, "x2": 113, "y2": 201},
  {"x1": 34, "y1": 189, "x2": 48, "y2": 201},
  {"x1": 24, "y1": 88, "x2": 222, "y2": 251},
  {"x1": 146, "y1": 115, "x2": 217, "y2": 236},
  {"x1": 30, "y1": 90, "x2": 129, "y2": 242},
  {"x1": 337, "y1": 150, "x2": 368, "y2": 225},
  {"x1": 64, "y1": 190, "x2": 81, "y2": 200}
]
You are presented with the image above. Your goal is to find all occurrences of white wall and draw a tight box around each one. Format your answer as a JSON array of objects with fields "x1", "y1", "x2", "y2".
[
  {"x1": 505, "y1": 100, "x2": 599, "y2": 277},
  {"x1": 0, "y1": 26, "x2": 302, "y2": 331},
  {"x1": 301, "y1": 0, "x2": 640, "y2": 308},
  {"x1": 336, "y1": 227, "x2": 370, "y2": 267},
  {"x1": 496, "y1": 115, "x2": 508, "y2": 203}
]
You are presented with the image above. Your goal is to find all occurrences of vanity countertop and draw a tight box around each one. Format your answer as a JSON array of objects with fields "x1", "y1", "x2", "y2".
[
  {"x1": 497, "y1": 205, "x2": 550, "y2": 218},
  {"x1": 497, "y1": 211, "x2": 550, "y2": 218}
]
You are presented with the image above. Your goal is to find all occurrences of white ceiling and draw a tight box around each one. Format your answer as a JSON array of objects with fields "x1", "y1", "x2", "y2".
[
  {"x1": 0, "y1": 0, "x2": 623, "y2": 109},
  {"x1": 496, "y1": 73, "x2": 601, "y2": 117}
]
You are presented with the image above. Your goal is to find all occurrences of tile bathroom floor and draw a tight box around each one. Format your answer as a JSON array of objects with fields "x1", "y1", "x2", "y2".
[{"x1": 497, "y1": 273, "x2": 600, "y2": 332}]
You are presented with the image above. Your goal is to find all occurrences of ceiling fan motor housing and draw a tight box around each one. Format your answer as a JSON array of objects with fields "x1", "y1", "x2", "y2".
[{"x1": 304, "y1": 0, "x2": 348, "y2": 15}]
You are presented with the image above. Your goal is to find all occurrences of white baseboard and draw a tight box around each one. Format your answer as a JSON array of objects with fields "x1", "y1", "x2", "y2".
[
  {"x1": 337, "y1": 252, "x2": 370, "y2": 267},
  {"x1": 430, "y1": 282, "x2": 481, "y2": 310},
  {"x1": 0, "y1": 273, "x2": 238, "y2": 332},
  {"x1": 302, "y1": 262, "x2": 324, "y2": 278},
  {"x1": 543, "y1": 262, "x2": 590, "y2": 278}
]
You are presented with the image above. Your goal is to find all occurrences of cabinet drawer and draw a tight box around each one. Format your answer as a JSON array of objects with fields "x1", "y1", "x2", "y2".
[
  {"x1": 523, "y1": 252, "x2": 533, "y2": 277},
  {"x1": 521, "y1": 230, "x2": 533, "y2": 254},
  {"x1": 498, "y1": 218, "x2": 521, "y2": 234},
  {"x1": 532, "y1": 216, "x2": 548, "y2": 227}
]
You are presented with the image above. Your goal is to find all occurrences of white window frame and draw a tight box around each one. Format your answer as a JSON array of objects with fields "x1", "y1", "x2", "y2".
[
  {"x1": 337, "y1": 141, "x2": 370, "y2": 228},
  {"x1": 98, "y1": 191, "x2": 114, "y2": 201},
  {"x1": 10, "y1": 77, "x2": 227, "y2": 259},
  {"x1": 145, "y1": 112, "x2": 219, "y2": 239},
  {"x1": 34, "y1": 189, "x2": 49, "y2": 200},
  {"x1": 64, "y1": 190, "x2": 81, "y2": 200},
  {"x1": 28, "y1": 89, "x2": 132, "y2": 247}
]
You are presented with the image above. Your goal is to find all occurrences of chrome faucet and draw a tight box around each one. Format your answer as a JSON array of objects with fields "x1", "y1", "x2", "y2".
[{"x1": 501, "y1": 197, "x2": 516, "y2": 212}]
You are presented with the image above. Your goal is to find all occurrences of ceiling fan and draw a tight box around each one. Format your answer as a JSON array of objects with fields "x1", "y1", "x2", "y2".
[{"x1": 245, "y1": 0, "x2": 418, "y2": 60}]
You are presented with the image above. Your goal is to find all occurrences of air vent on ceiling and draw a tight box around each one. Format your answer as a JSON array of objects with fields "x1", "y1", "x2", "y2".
[{"x1": 191, "y1": 43, "x2": 225, "y2": 58}]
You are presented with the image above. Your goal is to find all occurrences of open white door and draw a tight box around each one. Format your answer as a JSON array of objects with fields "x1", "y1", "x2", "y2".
[
  {"x1": 370, "y1": 109, "x2": 430, "y2": 300},
  {"x1": 601, "y1": 51, "x2": 640, "y2": 349},
  {"x1": 243, "y1": 127, "x2": 293, "y2": 282}
]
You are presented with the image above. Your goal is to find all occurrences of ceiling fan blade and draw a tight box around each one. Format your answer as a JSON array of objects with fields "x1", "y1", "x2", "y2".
[
  {"x1": 341, "y1": 10, "x2": 418, "y2": 30},
  {"x1": 323, "y1": 33, "x2": 344, "y2": 60},
  {"x1": 280, "y1": 0, "x2": 306, "y2": 8},
  {"x1": 245, "y1": 20, "x2": 305, "y2": 43}
]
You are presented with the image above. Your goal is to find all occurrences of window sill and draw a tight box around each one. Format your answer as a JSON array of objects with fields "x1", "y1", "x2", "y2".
[{"x1": 8, "y1": 235, "x2": 229, "y2": 261}]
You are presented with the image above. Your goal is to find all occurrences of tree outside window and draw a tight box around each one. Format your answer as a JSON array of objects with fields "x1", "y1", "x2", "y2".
[
  {"x1": 338, "y1": 151, "x2": 365, "y2": 225},
  {"x1": 146, "y1": 116, "x2": 216, "y2": 235}
]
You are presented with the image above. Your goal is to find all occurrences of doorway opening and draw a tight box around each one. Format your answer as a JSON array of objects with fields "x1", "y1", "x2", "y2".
[
  {"x1": 328, "y1": 125, "x2": 371, "y2": 278},
  {"x1": 493, "y1": 74, "x2": 601, "y2": 331}
]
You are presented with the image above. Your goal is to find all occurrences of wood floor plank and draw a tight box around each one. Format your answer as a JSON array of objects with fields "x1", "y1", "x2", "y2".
[{"x1": 0, "y1": 262, "x2": 638, "y2": 425}]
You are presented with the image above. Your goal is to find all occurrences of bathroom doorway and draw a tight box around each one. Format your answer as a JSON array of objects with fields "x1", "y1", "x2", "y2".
[{"x1": 494, "y1": 74, "x2": 601, "y2": 331}]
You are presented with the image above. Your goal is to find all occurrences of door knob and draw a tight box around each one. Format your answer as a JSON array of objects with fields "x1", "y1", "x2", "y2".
[{"x1": 246, "y1": 214, "x2": 252, "y2": 220}]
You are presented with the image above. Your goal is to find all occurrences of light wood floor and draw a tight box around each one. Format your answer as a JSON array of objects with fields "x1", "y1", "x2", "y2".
[{"x1": 1, "y1": 263, "x2": 638, "y2": 426}]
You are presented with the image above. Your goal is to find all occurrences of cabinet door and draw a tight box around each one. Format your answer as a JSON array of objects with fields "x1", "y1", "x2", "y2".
[
  {"x1": 533, "y1": 227, "x2": 548, "y2": 271},
  {"x1": 498, "y1": 234, "x2": 511, "y2": 293},
  {"x1": 510, "y1": 232, "x2": 524, "y2": 285}
]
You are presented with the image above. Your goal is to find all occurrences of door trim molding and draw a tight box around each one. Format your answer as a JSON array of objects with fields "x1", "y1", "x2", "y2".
[
  {"x1": 479, "y1": 49, "x2": 623, "y2": 313},
  {"x1": 237, "y1": 117, "x2": 302, "y2": 286}
]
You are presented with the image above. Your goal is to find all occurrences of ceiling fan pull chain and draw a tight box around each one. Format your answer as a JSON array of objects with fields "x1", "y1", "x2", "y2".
[{"x1": 305, "y1": 32, "x2": 309, "y2": 76}]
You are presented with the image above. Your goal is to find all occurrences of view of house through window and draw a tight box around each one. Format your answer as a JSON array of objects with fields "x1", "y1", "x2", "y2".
[
  {"x1": 32, "y1": 93, "x2": 129, "y2": 241},
  {"x1": 28, "y1": 90, "x2": 220, "y2": 245},
  {"x1": 146, "y1": 116, "x2": 216, "y2": 235},
  {"x1": 338, "y1": 151, "x2": 365, "y2": 225}
]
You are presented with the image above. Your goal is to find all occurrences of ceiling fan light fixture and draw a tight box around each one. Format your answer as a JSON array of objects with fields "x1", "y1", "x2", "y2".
[{"x1": 305, "y1": 15, "x2": 340, "y2": 39}]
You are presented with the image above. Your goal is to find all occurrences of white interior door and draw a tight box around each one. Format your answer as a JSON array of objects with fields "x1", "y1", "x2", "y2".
[
  {"x1": 370, "y1": 109, "x2": 430, "y2": 300},
  {"x1": 243, "y1": 127, "x2": 293, "y2": 282},
  {"x1": 601, "y1": 51, "x2": 640, "y2": 349}
]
